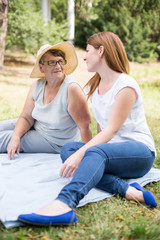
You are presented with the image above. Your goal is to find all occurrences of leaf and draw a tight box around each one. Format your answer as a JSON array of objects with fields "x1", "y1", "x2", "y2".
[
  {"x1": 42, "y1": 236, "x2": 51, "y2": 240},
  {"x1": 115, "y1": 215, "x2": 124, "y2": 221},
  {"x1": 130, "y1": 200, "x2": 137, "y2": 204}
]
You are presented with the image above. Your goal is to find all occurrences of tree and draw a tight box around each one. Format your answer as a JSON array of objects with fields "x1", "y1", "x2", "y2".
[
  {"x1": 0, "y1": 0, "x2": 9, "y2": 69},
  {"x1": 6, "y1": 0, "x2": 67, "y2": 53},
  {"x1": 76, "y1": 0, "x2": 160, "y2": 62}
]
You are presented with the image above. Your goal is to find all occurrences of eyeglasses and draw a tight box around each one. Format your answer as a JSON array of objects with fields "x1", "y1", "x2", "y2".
[{"x1": 41, "y1": 59, "x2": 67, "y2": 66}]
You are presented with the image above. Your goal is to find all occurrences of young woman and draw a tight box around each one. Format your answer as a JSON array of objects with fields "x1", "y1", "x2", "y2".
[{"x1": 18, "y1": 32, "x2": 157, "y2": 226}]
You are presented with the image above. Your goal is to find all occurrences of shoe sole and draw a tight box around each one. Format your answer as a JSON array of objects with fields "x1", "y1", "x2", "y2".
[{"x1": 18, "y1": 218, "x2": 77, "y2": 226}]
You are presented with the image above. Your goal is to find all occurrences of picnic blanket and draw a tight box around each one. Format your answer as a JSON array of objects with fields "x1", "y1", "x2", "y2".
[{"x1": 0, "y1": 153, "x2": 160, "y2": 228}]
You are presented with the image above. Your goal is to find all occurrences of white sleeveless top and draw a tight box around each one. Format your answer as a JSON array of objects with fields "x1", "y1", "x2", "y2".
[
  {"x1": 91, "y1": 73, "x2": 156, "y2": 154},
  {"x1": 32, "y1": 75, "x2": 81, "y2": 146}
]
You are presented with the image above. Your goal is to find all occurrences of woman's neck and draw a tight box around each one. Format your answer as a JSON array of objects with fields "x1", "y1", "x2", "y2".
[
  {"x1": 99, "y1": 62, "x2": 120, "y2": 82},
  {"x1": 46, "y1": 75, "x2": 65, "y2": 89},
  {"x1": 97, "y1": 63, "x2": 122, "y2": 94}
]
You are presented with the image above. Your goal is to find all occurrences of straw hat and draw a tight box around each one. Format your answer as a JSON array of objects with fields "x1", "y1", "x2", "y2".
[{"x1": 30, "y1": 41, "x2": 78, "y2": 78}]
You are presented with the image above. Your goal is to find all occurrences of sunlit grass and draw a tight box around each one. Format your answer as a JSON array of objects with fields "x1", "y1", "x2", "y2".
[
  {"x1": 0, "y1": 82, "x2": 29, "y2": 120},
  {"x1": 130, "y1": 62, "x2": 160, "y2": 82}
]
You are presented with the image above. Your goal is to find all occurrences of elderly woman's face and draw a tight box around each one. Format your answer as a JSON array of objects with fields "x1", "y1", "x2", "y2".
[{"x1": 39, "y1": 53, "x2": 66, "y2": 80}]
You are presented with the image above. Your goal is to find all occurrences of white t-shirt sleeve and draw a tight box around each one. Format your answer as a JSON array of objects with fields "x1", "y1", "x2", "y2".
[{"x1": 113, "y1": 76, "x2": 141, "y2": 101}]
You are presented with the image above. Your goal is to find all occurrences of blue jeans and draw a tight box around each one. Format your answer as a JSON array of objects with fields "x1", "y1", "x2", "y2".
[{"x1": 57, "y1": 141, "x2": 155, "y2": 209}]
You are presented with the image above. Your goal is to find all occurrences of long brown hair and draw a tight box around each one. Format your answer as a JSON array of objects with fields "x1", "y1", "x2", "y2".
[{"x1": 84, "y1": 31, "x2": 130, "y2": 99}]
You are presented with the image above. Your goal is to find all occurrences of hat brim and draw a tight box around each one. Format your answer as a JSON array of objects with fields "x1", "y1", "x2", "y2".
[{"x1": 30, "y1": 42, "x2": 78, "y2": 78}]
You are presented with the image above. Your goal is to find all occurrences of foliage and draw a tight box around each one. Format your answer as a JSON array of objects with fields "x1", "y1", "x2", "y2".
[
  {"x1": 50, "y1": 0, "x2": 67, "y2": 23},
  {"x1": 6, "y1": 0, "x2": 67, "y2": 54},
  {"x1": 75, "y1": 0, "x2": 160, "y2": 62},
  {"x1": 6, "y1": 0, "x2": 160, "y2": 62},
  {"x1": 75, "y1": 0, "x2": 99, "y2": 47}
]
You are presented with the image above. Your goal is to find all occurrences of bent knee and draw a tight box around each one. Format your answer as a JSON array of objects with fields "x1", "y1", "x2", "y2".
[
  {"x1": 0, "y1": 131, "x2": 13, "y2": 152},
  {"x1": 60, "y1": 142, "x2": 77, "y2": 163},
  {"x1": 60, "y1": 142, "x2": 85, "y2": 163},
  {"x1": 85, "y1": 145, "x2": 106, "y2": 158}
]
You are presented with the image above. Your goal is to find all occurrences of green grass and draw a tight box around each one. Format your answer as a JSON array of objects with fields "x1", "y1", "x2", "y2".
[{"x1": 0, "y1": 60, "x2": 160, "y2": 239}]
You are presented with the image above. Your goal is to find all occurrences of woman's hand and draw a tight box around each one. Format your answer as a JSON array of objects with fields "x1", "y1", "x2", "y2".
[
  {"x1": 60, "y1": 152, "x2": 83, "y2": 178},
  {"x1": 7, "y1": 135, "x2": 21, "y2": 160}
]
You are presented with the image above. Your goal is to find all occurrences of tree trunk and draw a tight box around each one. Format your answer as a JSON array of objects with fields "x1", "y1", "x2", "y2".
[
  {"x1": 41, "y1": 0, "x2": 51, "y2": 23},
  {"x1": 0, "y1": 0, "x2": 9, "y2": 70},
  {"x1": 67, "y1": 0, "x2": 75, "y2": 44}
]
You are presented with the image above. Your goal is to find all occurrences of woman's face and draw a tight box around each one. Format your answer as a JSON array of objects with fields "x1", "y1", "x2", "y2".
[
  {"x1": 39, "y1": 53, "x2": 66, "y2": 81},
  {"x1": 84, "y1": 44, "x2": 100, "y2": 72}
]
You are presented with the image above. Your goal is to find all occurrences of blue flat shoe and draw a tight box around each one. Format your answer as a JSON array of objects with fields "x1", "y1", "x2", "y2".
[
  {"x1": 18, "y1": 210, "x2": 77, "y2": 226},
  {"x1": 130, "y1": 182, "x2": 157, "y2": 208}
]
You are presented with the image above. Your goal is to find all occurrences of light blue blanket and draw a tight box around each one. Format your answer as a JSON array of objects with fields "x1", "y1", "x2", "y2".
[{"x1": 0, "y1": 153, "x2": 160, "y2": 228}]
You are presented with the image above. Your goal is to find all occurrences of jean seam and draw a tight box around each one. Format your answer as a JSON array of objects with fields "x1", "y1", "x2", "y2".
[
  {"x1": 109, "y1": 155, "x2": 153, "y2": 160},
  {"x1": 96, "y1": 142, "x2": 154, "y2": 160},
  {"x1": 68, "y1": 157, "x2": 106, "y2": 208}
]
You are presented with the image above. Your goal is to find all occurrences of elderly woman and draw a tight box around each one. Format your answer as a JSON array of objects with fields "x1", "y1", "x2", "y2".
[{"x1": 0, "y1": 42, "x2": 92, "y2": 159}]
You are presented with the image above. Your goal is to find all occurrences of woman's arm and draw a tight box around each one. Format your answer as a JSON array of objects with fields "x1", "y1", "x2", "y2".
[
  {"x1": 67, "y1": 83, "x2": 92, "y2": 143},
  {"x1": 60, "y1": 87, "x2": 137, "y2": 177},
  {"x1": 7, "y1": 81, "x2": 36, "y2": 159}
]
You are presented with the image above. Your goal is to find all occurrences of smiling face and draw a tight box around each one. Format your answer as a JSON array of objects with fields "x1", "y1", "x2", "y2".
[
  {"x1": 84, "y1": 44, "x2": 101, "y2": 72},
  {"x1": 39, "y1": 52, "x2": 66, "y2": 81}
]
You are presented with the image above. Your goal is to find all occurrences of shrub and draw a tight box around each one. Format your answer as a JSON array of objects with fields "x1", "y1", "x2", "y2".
[
  {"x1": 6, "y1": 0, "x2": 67, "y2": 54},
  {"x1": 75, "y1": 0, "x2": 160, "y2": 62}
]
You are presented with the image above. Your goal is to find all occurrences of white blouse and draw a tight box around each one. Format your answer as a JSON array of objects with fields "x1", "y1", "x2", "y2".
[{"x1": 91, "y1": 73, "x2": 156, "y2": 153}]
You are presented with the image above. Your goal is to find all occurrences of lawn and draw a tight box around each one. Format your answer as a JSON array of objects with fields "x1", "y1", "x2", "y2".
[{"x1": 0, "y1": 51, "x2": 160, "y2": 240}]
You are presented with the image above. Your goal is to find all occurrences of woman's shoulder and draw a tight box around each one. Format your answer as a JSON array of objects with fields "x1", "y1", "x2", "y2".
[
  {"x1": 114, "y1": 73, "x2": 142, "y2": 100},
  {"x1": 32, "y1": 79, "x2": 46, "y2": 100},
  {"x1": 119, "y1": 73, "x2": 137, "y2": 83},
  {"x1": 64, "y1": 75, "x2": 77, "y2": 84},
  {"x1": 35, "y1": 78, "x2": 46, "y2": 87},
  {"x1": 117, "y1": 73, "x2": 140, "y2": 89},
  {"x1": 63, "y1": 75, "x2": 81, "y2": 91}
]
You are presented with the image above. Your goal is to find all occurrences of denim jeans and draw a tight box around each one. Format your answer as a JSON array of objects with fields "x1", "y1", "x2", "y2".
[{"x1": 57, "y1": 141, "x2": 155, "y2": 209}]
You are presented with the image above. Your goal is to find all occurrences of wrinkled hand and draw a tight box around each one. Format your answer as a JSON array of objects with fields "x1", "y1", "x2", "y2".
[
  {"x1": 60, "y1": 152, "x2": 83, "y2": 178},
  {"x1": 7, "y1": 135, "x2": 21, "y2": 160}
]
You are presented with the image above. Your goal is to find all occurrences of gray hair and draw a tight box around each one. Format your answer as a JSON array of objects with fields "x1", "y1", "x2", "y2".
[{"x1": 39, "y1": 49, "x2": 66, "y2": 64}]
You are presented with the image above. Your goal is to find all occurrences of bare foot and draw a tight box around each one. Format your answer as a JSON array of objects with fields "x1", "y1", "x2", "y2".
[
  {"x1": 126, "y1": 186, "x2": 144, "y2": 203},
  {"x1": 35, "y1": 200, "x2": 72, "y2": 216}
]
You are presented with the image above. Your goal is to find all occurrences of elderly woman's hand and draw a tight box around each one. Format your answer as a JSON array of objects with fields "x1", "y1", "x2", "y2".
[
  {"x1": 60, "y1": 152, "x2": 83, "y2": 178},
  {"x1": 7, "y1": 135, "x2": 21, "y2": 160}
]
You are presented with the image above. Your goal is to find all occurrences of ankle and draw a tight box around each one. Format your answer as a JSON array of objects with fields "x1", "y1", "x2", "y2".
[
  {"x1": 55, "y1": 200, "x2": 72, "y2": 212},
  {"x1": 36, "y1": 200, "x2": 72, "y2": 216},
  {"x1": 126, "y1": 186, "x2": 144, "y2": 202}
]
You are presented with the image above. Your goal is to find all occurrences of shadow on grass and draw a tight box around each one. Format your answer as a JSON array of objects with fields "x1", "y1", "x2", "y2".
[{"x1": 4, "y1": 56, "x2": 34, "y2": 67}]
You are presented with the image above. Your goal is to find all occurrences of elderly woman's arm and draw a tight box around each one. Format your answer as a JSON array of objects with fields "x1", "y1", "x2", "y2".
[
  {"x1": 67, "y1": 83, "x2": 92, "y2": 143},
  {"x1": 7, "y1": 82, "x2": 36, "y2": 159}
]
